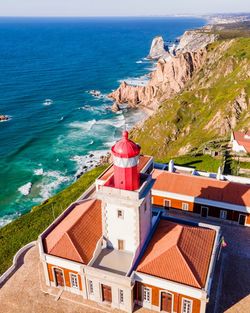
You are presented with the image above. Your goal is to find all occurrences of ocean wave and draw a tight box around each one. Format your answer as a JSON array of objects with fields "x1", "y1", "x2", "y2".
[
  {"x1": 37, "y1": 170, "x2": 70, "y2": 200},
  {"x1": 71, "y1": 149, "x2": 108, "y2": 178},
  {"x1": 34, "y1": 168, "x2": 44, "y2": 175},
  {"x1": 0, "y1": 212, "x2": 21, "y2": 228},
  {"x1": 18, "y1": 182, "x2": 32, "y2": 196},
  {"x1": 69, "y1": 119, "x2": 97, "y2": 132},
  {"x1": 118, "y1": 74, "x2": 150, "y2": 87}
]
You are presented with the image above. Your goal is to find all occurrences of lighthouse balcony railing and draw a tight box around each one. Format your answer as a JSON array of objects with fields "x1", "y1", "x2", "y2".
[{"x1": 98, "y1": 173, "x2": 152, "y2": 201}]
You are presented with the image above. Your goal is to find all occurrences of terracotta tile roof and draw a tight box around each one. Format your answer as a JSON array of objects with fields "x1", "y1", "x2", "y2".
[
  {"x1": 152, "y1": 171, "x2": 250, "y2": 207},
  {"x1": 233, "y1": 131, "x2": 250, "y2": 153},
  {"x1": 137, "y1": 220, "x2": 216, "y2": 288},
  {"x1": 98, "y1": 155, "x2": 152, "y2": 181},
  {"x1": 44, "y1": 199, "x2": 102, "y2": 264}
]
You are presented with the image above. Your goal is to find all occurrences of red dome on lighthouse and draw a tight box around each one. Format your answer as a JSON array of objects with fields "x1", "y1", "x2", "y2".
[
  {"x1": 111, "y1": 131, "x2": 141, "y2": 191},
  {"x1": 111, "y1": 131, "x2": 140, "y2": 158}
]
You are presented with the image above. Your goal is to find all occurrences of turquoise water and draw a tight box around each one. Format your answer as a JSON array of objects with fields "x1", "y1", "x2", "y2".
[{"x1": 0, "y1": 17, "x2": 206, "y2": 227}]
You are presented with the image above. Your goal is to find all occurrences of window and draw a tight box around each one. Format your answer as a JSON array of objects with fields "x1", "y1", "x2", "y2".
[
  {"x1": 143, "y1": 287, "x2": 151, "y2": 303},
  {"x1": 70, "y1": 273, "x2": 78, "y2": 289},
  {"x1": 182, "y1": 299, "x2": 192, "y2": 313},
  {"x1": 182, "y1": 203, "x2": 189, "y2": 211},
  {"x1": 164, "y1": 199, "x2": 171, "y2": 208},
  {"x1": 89, "y1": 280, "x2": 94, "y2": 294},
  {"x1": 220, "y1": 210, "x2": 227, "y2": 220},
  {"x1": 119, "y1": 289, "x2": 124, "y2": 304},
  {"x1": 144, "y1": 203, "x2": 147, "y2": 212},
  {"x1": 117, "y1": 210, "x2": 124, "y2": 219}
]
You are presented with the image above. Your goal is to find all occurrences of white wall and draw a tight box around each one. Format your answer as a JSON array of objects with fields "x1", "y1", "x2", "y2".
[
  {"x1": 104, "y1": 202, "x2": 137, "y2": 252},
  {"x1": 232, "y1": 139, "x2": 247, "y2": 153}
]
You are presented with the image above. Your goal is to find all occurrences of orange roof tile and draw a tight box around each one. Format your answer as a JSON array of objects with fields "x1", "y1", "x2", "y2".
[
  {"x1": 233, "y1": 131, "x2": 250, "y2": 153},
  {"x1": 137, "y1": 220, "x2": 216, "y2": 288},
  {"x1": 152, "y1": 171, "x2": 250, "y2": 207},
  {"x1": 44, "y1": 199, "x2": 102, "y2": 264}
]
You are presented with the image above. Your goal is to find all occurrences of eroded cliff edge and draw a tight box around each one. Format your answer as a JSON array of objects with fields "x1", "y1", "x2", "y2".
[{"x1": 109, "y1": 30, "x2": 218, "y2": 111}]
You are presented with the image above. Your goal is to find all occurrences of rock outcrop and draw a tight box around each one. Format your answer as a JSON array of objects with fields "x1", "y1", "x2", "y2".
[
  {"x1": 148, "y1": 36, "x2": 170, "y2": 59},
  {"x1": 176, "y1": 30, "x2": 218, "y2": 52},
  {"x1": 0, "y1": 115, "x2": 9, "y2": 121},
  {"x1": 109, "y1": 49, "x2": 207, "y2": 109},
  {"x1": 109, "y1": 30, "x2": 218, "y2": 111}
]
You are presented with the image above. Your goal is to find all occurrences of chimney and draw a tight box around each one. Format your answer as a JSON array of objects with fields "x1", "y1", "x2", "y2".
[
  {"x1": 217, "y1": 166, "x2": 222, "y2": 180},
  {"x1": 168, "y1": 160, "x2": 174, "y2": 173}
]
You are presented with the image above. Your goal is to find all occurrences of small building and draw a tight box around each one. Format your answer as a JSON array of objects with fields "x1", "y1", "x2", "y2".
[
  {"x1": 152, "y1": 168, "x2": 250, "y2": 226},
  {"x1": 231, "y1": 130, "x2": 250, "y2": 154},
  {"x1": 39, "y1": 131, "x2": 220, "y2": 313}
]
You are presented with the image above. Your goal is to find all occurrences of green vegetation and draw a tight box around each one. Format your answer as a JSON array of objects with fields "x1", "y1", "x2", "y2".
[
  {"x1": 158, "y1": 154, "x2": 223, "y2": 173},
  {"x1": 0, "y1": 166, "x2": 107, "y2": 276},
  {"x1": 131, "y1": 37, "x2": 250, "y2": 162}
]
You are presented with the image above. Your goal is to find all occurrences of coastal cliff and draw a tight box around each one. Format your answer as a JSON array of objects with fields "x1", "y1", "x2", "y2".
[
  {"x1": 130, "y1": 37, "x2": 250, "y2": 158},
  {"x1": 109, "y1": 30, "x2": 216, "y2": 111}
]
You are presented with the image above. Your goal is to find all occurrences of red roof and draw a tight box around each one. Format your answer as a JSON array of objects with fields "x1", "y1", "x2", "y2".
[
  {"x1": 152, "y1": 170, "x2": 250, "y2": 207},
  {"x1": 233, "y1": 131, "x2": 250, "y2": 153},
  {"x1": 111, "y1": 131, "x2": 140, "y2": 158},
  {"x1": 137, "y1": 220, "x2": 216, "y2": 288},
  {"x1": 44, "y1": 199, "x2": 102, "y2": 264}
]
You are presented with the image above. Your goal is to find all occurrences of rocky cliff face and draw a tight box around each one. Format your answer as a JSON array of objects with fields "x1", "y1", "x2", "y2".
[
  {"x1": 109, "y1": 49, "x2": 207, "y2": 110},
  {"x1": 109, "y1": 30, "x2": 217, "y2": 111},
  {"x1": 148, "y1": 36, "x2": 170, "y2": 59}
]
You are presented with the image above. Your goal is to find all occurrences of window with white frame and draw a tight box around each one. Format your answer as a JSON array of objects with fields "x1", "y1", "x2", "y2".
[
  {"x1": 119, "y1": 289, "x2": 124, "y2": 304},
  {"x1": 117, "y1": 209, "x2": 124, "y2": 219},
  {"x1": 143, "y1": 287, "x2": 151, "y2": 303},
  {"x1": 70, "y1": 273, "x2": 78, "y2": 289},
  {"x1": 89, "y1": 280, "x2": 94, "y2": 294},
  {"x1": 182, "y1": 298, "x2": 192, "y2": 313},
  {"x1": 164, "y1": 199, "x2": 171, "y2": 208},
  {"x1": 220, "y1": 210, "x2": 227, "y2": 220},
  {"x1": 182, "y1": 203, "x2": 189, "y2": 211}
]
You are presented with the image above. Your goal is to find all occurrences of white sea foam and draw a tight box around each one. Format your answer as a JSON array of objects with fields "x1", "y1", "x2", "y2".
[
  {"x1": 119, "y1": 74, "x2": 150, "y2": 87},
  {"x1": 0, "y1": 212, "x2": 21, "y2": 228},
  {"x1": 38, "y1": 170, "x2": 70, "y2": 200},
  {"x1": 18, "y1": 182, "x2": 32, "y2": 196},
  {"x1": 34, "y1": 168, "x2": 44, "y2": 176},
  {"x1": 69, "y1": 120, "x2": 97, "y2": 132}
]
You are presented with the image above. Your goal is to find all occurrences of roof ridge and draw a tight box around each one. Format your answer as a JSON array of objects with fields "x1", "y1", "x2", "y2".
[
  {"x1": 65, "y1": 231, "x2": 85, "y2": 263},
  {"x1": 176, "y1": 228, "x2": 202, "y2": 288}
]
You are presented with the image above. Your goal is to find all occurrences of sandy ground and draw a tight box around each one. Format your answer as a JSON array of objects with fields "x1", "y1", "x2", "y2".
[{"x1": 0, "y1": 212, "x2": 250, "y2": 313}]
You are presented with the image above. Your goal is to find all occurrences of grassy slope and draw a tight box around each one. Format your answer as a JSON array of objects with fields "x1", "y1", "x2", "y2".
[
  {"x1": 131, "y1": 38, "x2": 250, "y2": 161},
  {"x1": 0, "y1": 166, "x2": 107, "y2": 276}
]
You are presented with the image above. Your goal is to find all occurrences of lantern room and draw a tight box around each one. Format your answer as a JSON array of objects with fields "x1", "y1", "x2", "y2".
[{"x1": 111, "y1": 131, "x2": 141, "y2": 191}]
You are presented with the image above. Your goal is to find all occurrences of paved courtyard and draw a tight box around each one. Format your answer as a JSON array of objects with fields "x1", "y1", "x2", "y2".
[{"x1": 0, "y1": 213, "x2": 250, "y2": 313}]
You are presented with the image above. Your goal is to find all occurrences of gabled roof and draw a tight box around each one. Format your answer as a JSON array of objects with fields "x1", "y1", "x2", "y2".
[
  {"x1": 136, "y1": 220, "x2": 216, "y2": 288},
  {"x1": 44, "y1": 199, "x2": 102, "y2": 264},
  {"x1": 152, "y1": 170, "x2": 250, "y2": 207},
  {"x1": 233, "y1": 131, "x2": 250, "y2": 153}
]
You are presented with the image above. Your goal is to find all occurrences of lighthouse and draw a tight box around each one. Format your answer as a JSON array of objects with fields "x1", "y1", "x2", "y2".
[
  {"x1": 111, "y1": 131, "x2": 141, "y2": 191},
  {"x1": 97, "y1": 131, "x2": 152, "y2": 253}
]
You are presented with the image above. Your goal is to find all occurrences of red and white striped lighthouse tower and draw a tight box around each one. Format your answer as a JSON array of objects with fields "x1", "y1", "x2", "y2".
[{"x1": 111, "y1": 131, "x2": 141, "y2": 191}]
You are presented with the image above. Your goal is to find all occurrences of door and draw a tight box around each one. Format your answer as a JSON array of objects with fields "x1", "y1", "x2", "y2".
[
  {"x1": 54, "y1": 268, "x2": 64, "y2": 287},
  {"x1": 201, "y1": 206, "x2": 208, "y2": 218},
  {"x1": 239, "y1": 214, "x2": 246, "y2": 226},
  {"x1": 102, "y1": 284, "x2": 112, "y2": 302},
  {"x1": 118, "y1": 239, "x2": 124, "y2": 250},
  {"x1": 161, "y1": 292, "x2": 172, "y2": 312}
]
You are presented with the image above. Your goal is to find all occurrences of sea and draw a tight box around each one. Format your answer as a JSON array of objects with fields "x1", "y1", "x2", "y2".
[{"x1": 0, "y1": 17, "x2": 206, "y2": 227}]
